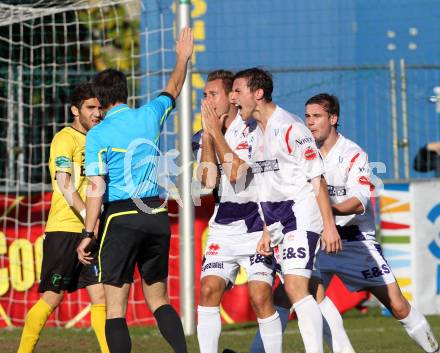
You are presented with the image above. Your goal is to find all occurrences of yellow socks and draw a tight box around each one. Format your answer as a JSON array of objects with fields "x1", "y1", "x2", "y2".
[
  {"x1": 90, "y1": 304, "x2": 110, "y2": 353},
  {"x1": 17, "y1": 299, "x2": 53, "y2": 353},
  {"x1": 17, "y1": 300, "x2": 109, "y2": 353}
]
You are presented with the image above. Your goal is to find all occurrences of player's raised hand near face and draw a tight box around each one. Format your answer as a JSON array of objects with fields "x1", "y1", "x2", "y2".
[
  {"x1": 201, "y1": 100, "x2": 223, "y2": 137},
  {"x1": 175, "y1": 27, "x2": 193, "y2": 61}
]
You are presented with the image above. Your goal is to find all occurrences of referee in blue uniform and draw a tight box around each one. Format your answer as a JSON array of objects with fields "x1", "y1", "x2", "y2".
[{"x1": 77, "y1": 28, "x2": 193, "y2": 353}]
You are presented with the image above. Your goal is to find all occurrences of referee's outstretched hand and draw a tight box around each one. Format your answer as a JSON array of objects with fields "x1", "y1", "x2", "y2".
[
  {"x1": 164, "y1": 27, "x2": 193, "y2": 99},
  {"x1": 175, "y1": 27, "x2": 193, "y2": 61},
  {"x1": 77, "y1": 237, "x2": 93, "y2": 265}
]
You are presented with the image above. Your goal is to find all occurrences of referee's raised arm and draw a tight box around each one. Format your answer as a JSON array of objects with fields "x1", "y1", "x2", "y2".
[
  {"x1": 76, "y1": 26, "x2": 194, "y2": 353},
  {"x1": 163, "y1": 27, "x2": 194, "y2": 100}
]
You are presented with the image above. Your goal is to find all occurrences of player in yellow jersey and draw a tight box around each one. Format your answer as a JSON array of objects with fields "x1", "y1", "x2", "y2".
[{"x1": 17, "y1": 83, "x2": 109, "y2": 353}]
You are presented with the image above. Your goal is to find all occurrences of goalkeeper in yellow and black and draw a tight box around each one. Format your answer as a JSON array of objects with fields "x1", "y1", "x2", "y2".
[{"x1": 17, "y1": 83, "x2": 109, "y2": 353}]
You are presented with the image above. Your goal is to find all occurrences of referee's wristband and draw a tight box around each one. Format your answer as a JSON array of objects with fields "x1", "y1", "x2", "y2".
[{"x1": 81, "y1": 229, "x2": 94, "y2": 240}]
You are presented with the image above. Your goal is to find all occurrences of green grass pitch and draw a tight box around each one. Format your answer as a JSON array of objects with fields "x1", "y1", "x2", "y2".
[{"x1": 1, "y1": 308, "x2": 439, "y2": 352}]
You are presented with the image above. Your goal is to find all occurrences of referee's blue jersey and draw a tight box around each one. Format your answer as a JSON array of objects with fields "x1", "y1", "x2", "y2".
[{"x1": 85, "y1": 93, "x2": 175, "y2": 203}]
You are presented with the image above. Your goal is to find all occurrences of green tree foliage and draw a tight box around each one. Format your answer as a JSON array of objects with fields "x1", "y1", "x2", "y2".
[
  {"x1": 0, "y1": 2, "x2": 139, "y2": 186},
  {"x1": 79, "y1": 3, "x2": 139, "y2": 71}
]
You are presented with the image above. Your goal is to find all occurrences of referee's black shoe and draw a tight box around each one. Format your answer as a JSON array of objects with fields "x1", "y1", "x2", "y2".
[{"x1": 222, "y1": 350, "x2": 237, "y2": 353}]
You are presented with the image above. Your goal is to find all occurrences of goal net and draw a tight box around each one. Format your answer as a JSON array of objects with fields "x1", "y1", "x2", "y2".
[{"x1": 0, "y1": 0, "x2": 180, "y2": 327}]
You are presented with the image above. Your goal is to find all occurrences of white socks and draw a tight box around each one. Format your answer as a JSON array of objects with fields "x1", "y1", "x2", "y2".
[
  {"x1": 198, "y1": 305, "x2": 284, "y2": 353},
  {"x1": 399, "y1": 305, "x2": 439, "y2": 353},
  {"x1": 250, "y1": 299, "x2": 354, "y2": 353},
  {"x1": 294, "y1": 295, "x2": 323, "y2": 353},
  {"x1": 257, "y1": 311, "x2": 283, "y2": 353},
  {"x1": 319, "y1": 297, "x2": 355, "y2": 353},
  {"x1": 197, "y1": 305, "x2": 221, "y2": 353},
  {"x1": 250, "y1": 306, "x2": 290, "y2": 353}
]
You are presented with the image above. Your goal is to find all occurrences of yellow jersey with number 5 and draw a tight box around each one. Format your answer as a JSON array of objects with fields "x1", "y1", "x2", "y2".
[{"x1": 45, "y1": 126, "x2": 87, "y2": 233}]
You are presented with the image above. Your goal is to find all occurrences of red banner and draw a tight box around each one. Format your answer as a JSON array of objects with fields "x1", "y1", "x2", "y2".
[{"x1": 0, "y1": 193, "x2": 368, "y2": 328}]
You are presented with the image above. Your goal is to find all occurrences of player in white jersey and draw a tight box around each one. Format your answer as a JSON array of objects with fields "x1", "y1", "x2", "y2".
[
  {"x1": 304, "y1": 93, "x2": 439, "y2": 353},
  {"x1": 227, "y1": 68, "x2": 342, "y2": 353},
  {"x1": 248, "y1": 93, "x2": 439, "y2": 353},
  {"x1": 246, "y1": 95, "x2": 354, "y2": 353},
  {"x1": 194, "y1": 70, "x2": 282, "y2": 353},
  {"x1": 305, "y1": 93, "x2": 439, "y2": 352}
]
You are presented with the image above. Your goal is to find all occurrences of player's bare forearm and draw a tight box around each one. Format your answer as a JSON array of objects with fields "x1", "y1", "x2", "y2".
[
  {"x1": 312, "y1": 176, "x2": 342, "y2": 252},
  {"x1": 211, "y1": 129, "x2": 249, "y2": 183},
  {"x1": 312, "y1": 176, "x2": 336, "y2": 227},
  {"x1": 201, "y1": 133, "x2": 217, "y2": 166},
  {"x1": 164, "y1": 27, "x2": 193, "y2": 99},
  {"x1": 71, "y1": 191, "x2": 86, "y2": 215},
  {"x1": 85, "y1": 176, "x2": 105, "y2": 233},
  {"x1": 332, "y1": 197, "x2": 364, "y2": 216},
  {"x1": 85, "y1": 196, "x2": 102, "y2": 233},
  {"x1": 56, "y1": 172, "x2": 86, "y2": 216},
  {"x1": 198, "y1": 133, "x2": 219, "y2": 189}
]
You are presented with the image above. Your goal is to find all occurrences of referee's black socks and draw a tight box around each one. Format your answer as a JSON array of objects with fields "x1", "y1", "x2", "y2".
[
  {"x1": 153, "y1": 304, "x2": 188, "y2": 353},
  {"x1": 105, "y1": 318, "x2": 131, "y2": 353}
]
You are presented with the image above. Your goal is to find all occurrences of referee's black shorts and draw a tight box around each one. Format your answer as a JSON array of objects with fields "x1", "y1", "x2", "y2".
[
  {"x1": 39, "y1": 232, "x2": 100, "y2": 293},
  {"x1": 97, "y1": 196, "x2": 171, "y2": 287}
]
